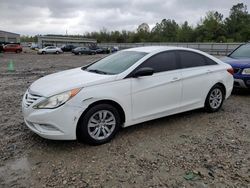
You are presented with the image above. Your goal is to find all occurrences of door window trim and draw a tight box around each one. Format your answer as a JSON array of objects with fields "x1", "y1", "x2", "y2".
[
  {"x1": 125, "y1": 50, "x2": 181, "y2": 78},
  {"x1": 176, "y1": 50, "x2": 218, "y2": 69}
]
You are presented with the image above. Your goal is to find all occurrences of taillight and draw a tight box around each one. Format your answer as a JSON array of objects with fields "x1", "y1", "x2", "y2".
[{"x1": 227, "y1": 68, "x2": 234, "y2": 75}]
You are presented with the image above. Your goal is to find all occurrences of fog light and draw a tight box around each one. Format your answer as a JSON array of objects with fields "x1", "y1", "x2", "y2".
[{"x1": 38, "y1": 124, "x2": 60, "y2": 131}]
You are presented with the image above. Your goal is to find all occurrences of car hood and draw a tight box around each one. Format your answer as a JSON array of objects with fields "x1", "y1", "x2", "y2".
[
  {"x1": 221, "y1": 56, "x2": 250, "y2": 68},
  {"x1": 29, "y1": 67, "x2": 117, "y2": 97}
]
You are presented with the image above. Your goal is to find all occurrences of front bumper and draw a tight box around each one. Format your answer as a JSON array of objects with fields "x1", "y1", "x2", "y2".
[
  {"x1": 233, "y1": 75, "x2": 250, "y2": 89},
  {"x1": 22, "y1": 92, "x2": 86, "y2": 140}
]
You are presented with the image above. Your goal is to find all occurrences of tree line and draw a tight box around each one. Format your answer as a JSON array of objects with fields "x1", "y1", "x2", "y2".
[{"x1": 21, "y1": 3, "x2": 250, "y2": 43}]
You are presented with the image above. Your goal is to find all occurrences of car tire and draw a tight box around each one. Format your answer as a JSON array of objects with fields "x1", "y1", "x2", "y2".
[
  {"x1": 78, "y1": 52, "x2": 81, "y2": 55},
  {"x1": 56, "y1": 51, "x2": 59, "y2": 54},
  {"x1": 205, "y1": 84, "x2": 225, "y2": 113},
  {"x1": 77, "y1": 104, "x2": 121, "y2": 145},
  {"x1": 42, "y1": 51, "x2": 46, "y2": 55},
  {"x1": 16, "y1": 50, "x2": 21, "y2": 53}
]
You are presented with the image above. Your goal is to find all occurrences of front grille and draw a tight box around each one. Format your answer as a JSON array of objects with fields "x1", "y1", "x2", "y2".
[
  {"x1": 233, "y1": 68, "x2": 241, "y2": 74},
  {"x1": 24, "y1": 92, "x2": 41, "y2": 108}
]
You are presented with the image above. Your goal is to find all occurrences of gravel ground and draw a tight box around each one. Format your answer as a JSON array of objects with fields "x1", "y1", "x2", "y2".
[{"x1": 0, "y1": 51, "x2": 249, "y2": 188}]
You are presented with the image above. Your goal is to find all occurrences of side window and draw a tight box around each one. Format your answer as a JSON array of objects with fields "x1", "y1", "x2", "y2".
[
  {"x1": 205, "y1": 57, "x2": 218, "y2": 65},
  {"x1": 137, "y1": 51, "x2": 178, "y2": 73},
  {"x1": 179, "y1": 51, "x2": 207, "y2": 68}
]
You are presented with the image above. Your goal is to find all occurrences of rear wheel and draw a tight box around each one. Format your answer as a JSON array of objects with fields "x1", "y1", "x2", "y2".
[
  {"x1": 77, "y1": 104, "x2": 120, "y2": 145},
  {"x1": 78, "y1": 52, "x2": 81, "y2": 55},
  {"x1": 16, "y1": 49, "x2": 21, "y2": 53},
  {"x1": 205, "y1": 84, "x2": 225, "y2": 112},
  {"x1": 56, "y1": 51, "x2": 59, "y2": 54},
  {"x1": 42, "y1": 51, "x2": 46, "y2": 54}
]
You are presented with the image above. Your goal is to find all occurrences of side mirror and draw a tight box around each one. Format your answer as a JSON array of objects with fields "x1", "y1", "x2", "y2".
[{"x1": 133, "y1": 67, "x2": 154, "y2": 78}]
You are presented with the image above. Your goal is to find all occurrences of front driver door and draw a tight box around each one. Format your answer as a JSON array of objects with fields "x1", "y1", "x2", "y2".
[{"x1": 130, "y1": 51, "x2": 182, "y2": 121}]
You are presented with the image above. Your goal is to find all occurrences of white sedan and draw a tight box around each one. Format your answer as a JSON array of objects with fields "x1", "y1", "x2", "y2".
[
  {"x1": 38, "y1": 46, "x2": 63, "y2": 54},
  {"x1": 22, "y1": 46, "x2": 233, "y2": 145}
]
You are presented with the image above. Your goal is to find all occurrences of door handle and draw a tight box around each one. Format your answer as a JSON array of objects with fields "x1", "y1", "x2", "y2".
[
  {"x1": 170, "y1": 77, "x2": 180, "y2": 82},
  {"x1": 206, "y1": 70, "x2": 212, "y2": 73}
]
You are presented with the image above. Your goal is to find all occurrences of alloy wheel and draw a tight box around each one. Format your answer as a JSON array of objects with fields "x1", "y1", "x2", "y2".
[
  {"x1": 209, "y1": 88, "x2": 223, "y2": 109},
  {"x1": 87, "y1": 110, "x2": 116, "y2": 140}
]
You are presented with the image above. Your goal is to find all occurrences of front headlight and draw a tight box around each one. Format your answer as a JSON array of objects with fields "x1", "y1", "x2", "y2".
[
  {"x1": 33, "y1": 88, "x2": 81, "y2": 109},
  {"x1": 242, "y1": 68, "x2": 250, "y2": 75}
]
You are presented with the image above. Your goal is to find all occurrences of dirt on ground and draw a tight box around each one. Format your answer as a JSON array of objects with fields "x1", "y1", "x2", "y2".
[{"x1": 0, "y1": 51, "x2": 249, "y2": 188}]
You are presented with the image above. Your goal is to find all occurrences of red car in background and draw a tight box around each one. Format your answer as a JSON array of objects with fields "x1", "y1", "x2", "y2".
[{"x1": 3, "y1": 44, "x2": 22, "y2": 53}]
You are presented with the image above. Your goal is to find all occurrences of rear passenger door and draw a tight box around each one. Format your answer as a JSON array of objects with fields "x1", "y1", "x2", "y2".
[
  {"x1": 130, "y1": 51, "x2": 182, "y2": 120},
  {"x1": 177, "y1": 50, "x2": 217, "y2": 109}
]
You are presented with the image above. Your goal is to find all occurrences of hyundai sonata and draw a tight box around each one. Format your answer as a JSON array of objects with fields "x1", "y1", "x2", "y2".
[{"x1": 22, "y1": 46, "x2": 234, "y2": 145}]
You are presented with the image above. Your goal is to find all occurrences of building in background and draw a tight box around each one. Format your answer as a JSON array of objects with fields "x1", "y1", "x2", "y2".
[
  {"x1": 37, "y1": 35, "x2": 97, "y2": 48},
  {"x1": 0, "y1": 30, "x2": 20, "y2": 44}
]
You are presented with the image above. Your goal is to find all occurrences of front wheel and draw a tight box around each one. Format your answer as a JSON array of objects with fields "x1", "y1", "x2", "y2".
[
  {"x1": 77, "y1": 104, "x2": 121, "y2": 145},
  {"x1": 205, "y1": 85, "x2": 225, "y2": 112}
]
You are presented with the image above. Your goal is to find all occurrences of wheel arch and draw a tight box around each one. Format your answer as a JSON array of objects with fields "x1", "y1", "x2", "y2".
[
  {"x1": 214, "y1": 82, "x2": 226, "y2": 96},
  {"x1": 76, "y1": 99, "x2": 126, "y2": 138},
  {"x1": 204, "y1": 82, "x2": 226, "y2": 112},
  {"x1": 206, "y1": 82, "x2": 226, "y2": 99}
]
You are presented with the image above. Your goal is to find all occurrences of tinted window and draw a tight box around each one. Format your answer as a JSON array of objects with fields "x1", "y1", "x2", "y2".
[
  {"x1": 137, "y1": 51, "x2": 178, "y2": 73},
  {"x1": 205, "y1": 57, "x2": 217, "y2": 65},
  {"x1": 179, "y1": 51, "x2": 207, "y2": 68}
]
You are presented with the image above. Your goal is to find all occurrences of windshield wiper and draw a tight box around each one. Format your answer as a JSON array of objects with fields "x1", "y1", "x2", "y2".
[{"x1": 87, "y1": 69, "x2": 109, "y2": 75}]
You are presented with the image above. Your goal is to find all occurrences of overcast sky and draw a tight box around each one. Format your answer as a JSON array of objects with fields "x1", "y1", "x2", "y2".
[{"x1": 0, "y1": 0, "x2": 250, "y2": 36}]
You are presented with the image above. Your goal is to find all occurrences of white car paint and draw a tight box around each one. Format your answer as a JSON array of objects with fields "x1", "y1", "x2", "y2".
[
  {"x1": 22, "y1": 46, "x2": 233, "y2": 140},
  {"x1": 38, "y1": 46, "x2": 63, "y2": 54}
]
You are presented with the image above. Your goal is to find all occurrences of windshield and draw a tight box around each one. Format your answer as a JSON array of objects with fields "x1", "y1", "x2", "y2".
[
  {"x1": 229, "y1": 44, "x2": 250, "y2": 59},
  {"x1": 84, "y1": 51, "x2": 147, "y2": 75}
]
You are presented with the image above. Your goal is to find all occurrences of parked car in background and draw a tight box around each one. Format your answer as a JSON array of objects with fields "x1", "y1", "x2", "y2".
[
  {"x1": 38, "y1": 46, "x2": 63, "y2": 54},
  {"x1": 30, "y1": 43, "x2": 39, "y2": 50},
  {"x1": 89, "y1": 46, "x2": 105, "y2": 54},
  {"x1": 88, "y1": 45, "x2": 119, "y2": 54},
  {"x1": 0, "y1": 44, "x2": 3, "y2": 53},
  {"x1": 112, "y1": 46, "x2": 119, "y2": 52},
  {"x1": 222, "y1": 43, "x2": 250, "y2": 89},
  {"x1": 22, "y1": 46, "x2": 233, "y2": 145},
  {"x1": 72, "y1": 47, "x2": 96, "y2": 55},
  {"x1": 104, "y1": 46, "x2": 119, "y2": 54},
  {"x1": 3, "y1": 44, "x2": 22, "y2": 53},
  {"x1": 61, "y1": 44, "x2": 76, "y2": 52}
]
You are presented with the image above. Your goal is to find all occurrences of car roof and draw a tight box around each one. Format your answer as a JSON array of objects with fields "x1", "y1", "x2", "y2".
[{"x1": 124, "y1": 46, "x2": 197, "y2": 53}]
